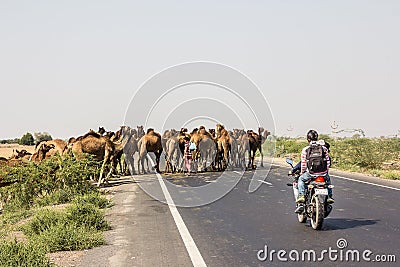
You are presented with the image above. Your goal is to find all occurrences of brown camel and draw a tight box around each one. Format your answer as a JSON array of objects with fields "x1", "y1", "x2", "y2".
[
  {"x1": 216, "y1": 123, "x2": 231, "y2": 170},
  {"x1": 246, "y1": 127, "x2": 270, "y2": 168},
  {"x1": 137, "y1": 128, "x2": 163, "y2": 174},
  {"x1": 257, "y1": 127, "x2": 270, "y2": 167},
  {"x1": 66, "y1": 130, "x2": 115, "y2": 185},
  {"x1": 10, "y1": 149, "x2": 32, "y2": 160},
  {"x1": 30, "y1": 143, "x2": 55, "y2": 162},
  {"x1": 197, "y1": 126, "x2": 216, "y2": 172},
  {"x1": 237, "y1": 130, "x2": 250, "y2": 169},
  {"x1": 189, "y1": 128, "x2": 201, "y2": 172},
  {"x1": 37, "y1": 139, "x2": 67, "y2": 158}
]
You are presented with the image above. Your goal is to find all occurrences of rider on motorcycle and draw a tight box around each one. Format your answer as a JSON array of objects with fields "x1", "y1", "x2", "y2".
[{"x1": 295, "y1": 130, "x2": 334, "y2": 204}]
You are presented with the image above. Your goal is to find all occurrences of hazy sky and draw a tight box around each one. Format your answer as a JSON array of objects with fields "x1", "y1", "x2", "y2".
[{"x1": 1, "y1": 0, "x2": 399, "y2": 139}]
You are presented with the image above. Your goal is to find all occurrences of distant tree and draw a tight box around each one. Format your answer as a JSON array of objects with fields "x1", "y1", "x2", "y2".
[
  {"x1": 0, "y1": 138, "x2": 21, "y2": 144},
  {"x1": 20, "y1": 132, "x2": 34, "y2": 145},
  {"x1": 34, "y1": 132, "x2": 53, "y2": 144}
]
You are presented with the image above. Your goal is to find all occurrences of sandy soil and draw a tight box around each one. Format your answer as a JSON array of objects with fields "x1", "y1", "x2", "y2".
[{"x1": 0, "y1": 144, "x2": 35, "y2": 158}]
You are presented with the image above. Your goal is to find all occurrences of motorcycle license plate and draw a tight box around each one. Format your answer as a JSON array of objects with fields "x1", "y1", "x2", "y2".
[{"x1": 314, "y1": 188, "x2": 328, "y2": 195}]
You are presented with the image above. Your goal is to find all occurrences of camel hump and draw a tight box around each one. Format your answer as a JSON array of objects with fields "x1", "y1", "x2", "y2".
[{"x1": 81, "y1": 130, "x2": 101, "y2": 139}]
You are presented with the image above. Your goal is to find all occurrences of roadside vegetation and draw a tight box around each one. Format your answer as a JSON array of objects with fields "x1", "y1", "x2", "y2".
[
  {"x1": 0, "y1": 154, "x2": 112, "y2": 266},
  {"x1": 273, "y1": 135, "x2": 400, "y2": 180}
]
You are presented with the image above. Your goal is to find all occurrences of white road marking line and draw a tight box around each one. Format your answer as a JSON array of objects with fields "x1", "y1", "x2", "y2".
[
  {"x1": 258, "y1": 180, "x2": 272, "y2": 185},
  {"x1": 147, "y1": 156, "x2": 207, "y2": 267},
  {"x1": 233, "y1": 171, "x2": 243, "y2": 175},
  {"x1": 332, "y1": 175, "x2": 400, "y2": 191}
]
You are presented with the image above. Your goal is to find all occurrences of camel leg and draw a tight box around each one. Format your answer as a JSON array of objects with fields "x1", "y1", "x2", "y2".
[
  {"x1": 145, "y1": 156, "x2": 150, "y2": 173},
  {"x1": 137, "y1": 156, "x2": 141, "y2": 174},
  {"x1": 98, "y1": 158, "x2": 108, "y2": 186},
  {"x1": 156, "y1": 150, "x2": 162, "y2": 173},
  {"x1": 247, "y1": 150, "x2": 252, "y2": 169},
  {"x1": 259, "y1": 146, "x2": 264, "y2": 167},
  {"x1": 124, "y1": 154, "x2": 135, "y2": 175}
]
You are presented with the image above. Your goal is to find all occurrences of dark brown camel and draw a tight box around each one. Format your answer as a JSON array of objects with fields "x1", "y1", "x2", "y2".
[
  {"x1": 137, "y1": 128, "x2": 163, "y2": 174},
  {"x1": 66, "y1": 130, "x2": 115, "y2": 186}
]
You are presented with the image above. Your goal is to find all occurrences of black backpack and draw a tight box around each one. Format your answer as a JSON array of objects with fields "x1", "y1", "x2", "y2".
[{"x1": 306, "y1": 144, "x2": 327, "y2": 174}]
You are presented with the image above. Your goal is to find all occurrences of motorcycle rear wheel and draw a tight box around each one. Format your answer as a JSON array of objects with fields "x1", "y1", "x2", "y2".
[{"x1": 310, "y1": 195, "x2": 324, "y2": 230}]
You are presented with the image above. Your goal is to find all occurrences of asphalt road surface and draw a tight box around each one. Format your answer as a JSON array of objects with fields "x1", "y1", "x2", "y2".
[{"x1": 82, "y1": 161, "x2": 400, "y2": 267}]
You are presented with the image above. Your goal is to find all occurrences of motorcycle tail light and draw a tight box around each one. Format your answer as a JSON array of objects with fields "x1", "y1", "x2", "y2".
[
  {"x1": 308, "y1": 184, "x2": 314, "y2": 189},
  {"x1": 315, "y1": 176, "x2": 325, "y2": 183},
  {"x1": 328, "y1": 185, "x2": 334, "y2": 188}
]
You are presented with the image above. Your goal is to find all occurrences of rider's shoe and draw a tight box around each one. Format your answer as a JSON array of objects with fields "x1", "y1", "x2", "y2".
[
  {"x1": 296, "y1": 194, "x2": 305, "y2": 203},
  {"x1": 327, "y1": 196, "x2": 335, "y2": 204},
  {"x1": 295, "y1": 205, "x2": 304, "y2": 213}
]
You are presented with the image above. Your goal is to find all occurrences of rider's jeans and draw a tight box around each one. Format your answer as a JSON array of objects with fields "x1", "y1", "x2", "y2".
[{"x1": 298, "y1": 172, "x2": 332, "y2": 196}]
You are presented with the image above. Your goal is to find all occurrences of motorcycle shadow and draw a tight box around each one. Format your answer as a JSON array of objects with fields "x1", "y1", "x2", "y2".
[{"x1": 317, "y1": 218, "x2": 379, "y2": 231}]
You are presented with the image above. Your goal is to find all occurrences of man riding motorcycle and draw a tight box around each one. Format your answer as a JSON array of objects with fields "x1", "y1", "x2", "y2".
[{"x1": 295, "y1": 130, "x2": 334, "y2": 204}]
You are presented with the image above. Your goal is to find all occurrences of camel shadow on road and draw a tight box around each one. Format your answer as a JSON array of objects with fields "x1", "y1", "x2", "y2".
[
  {"x1": 320, "y1": 218, "x2": 379, "y2": 231},
  {"x1": 100, "y1": 177, "x2": 136, "y2": 188}
]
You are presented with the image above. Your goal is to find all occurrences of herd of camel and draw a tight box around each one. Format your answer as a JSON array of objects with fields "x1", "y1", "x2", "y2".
[{"x1": 0, "y1": 124, "x2": 270, "y2": 185}]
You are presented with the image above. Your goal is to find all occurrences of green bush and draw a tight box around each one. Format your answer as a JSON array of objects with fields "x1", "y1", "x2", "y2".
[
  {"x1": 20, "y1": 209, "x2": 64, "y2": 236},
  {"x1": 0, "y1": 240, "x2": 52, "y2": 267},
  {"x1": 35, "y1": 189, "x2": 75, "y2": 207},
  {"x1": 274, "y1": 137, "x2": 308, "y2": 158},
  {"x1": 32, "y1": 222, "x2": 105, "y2": 252},
  {"x1": 0, "y1": 209, "x2": 33, "y2": 227},
  {"x1": 276, "y1": 136, "x2": 400, "y2": 179},
  {"x1": 66, "y1": 203, "x2": 110, "y2": 231},
  {"x1": 73, "y1": 192, "x2": 112, "y2": 209},
  {"x1": 21, "y1": 201, "x2": 109, "y2": 253},
  {"x1": 0, "y1": 154, "x2": 100, "y2": 212}
]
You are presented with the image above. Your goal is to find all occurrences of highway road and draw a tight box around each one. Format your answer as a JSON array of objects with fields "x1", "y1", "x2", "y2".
[{"x1": 81, "y1": 162, "x2": 400, "y2": 267}]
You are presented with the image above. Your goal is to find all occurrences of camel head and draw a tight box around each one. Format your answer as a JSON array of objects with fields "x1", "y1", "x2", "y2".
[
  {"x1": 131, "y1": 129, "x2": 138, "y2": 138},
  {"x1": 33, "y1": 143, "x2": 55, "y2": 162},
  {"x1": 216, "y1": 123, "x2": 225, "y2": 133},
  {"x1": 121, "y1": 126, "x2": 137, "y2": 140},
  {"x1": 42, "y1": 143, "x2": 55, "y2": 152},
  {"x1": 98, "y1": 127, "x2": 106, "y2": 135},
  {"x1": 209, "y1": 129, "x2": 216, "y2": 137}
]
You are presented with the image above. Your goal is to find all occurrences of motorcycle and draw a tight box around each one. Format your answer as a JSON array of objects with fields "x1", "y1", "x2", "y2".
[{"x1": 286, "y1": 158, "x2": 334, "y2": 230}]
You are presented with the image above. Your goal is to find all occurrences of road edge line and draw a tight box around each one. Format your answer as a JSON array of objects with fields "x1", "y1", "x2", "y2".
[
  {"x1": 331, "y1": 174, "x2": 400, "y2": 191},
  {"x1": 148, "y1": 156, "x2": 207, "y2": 267}
]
